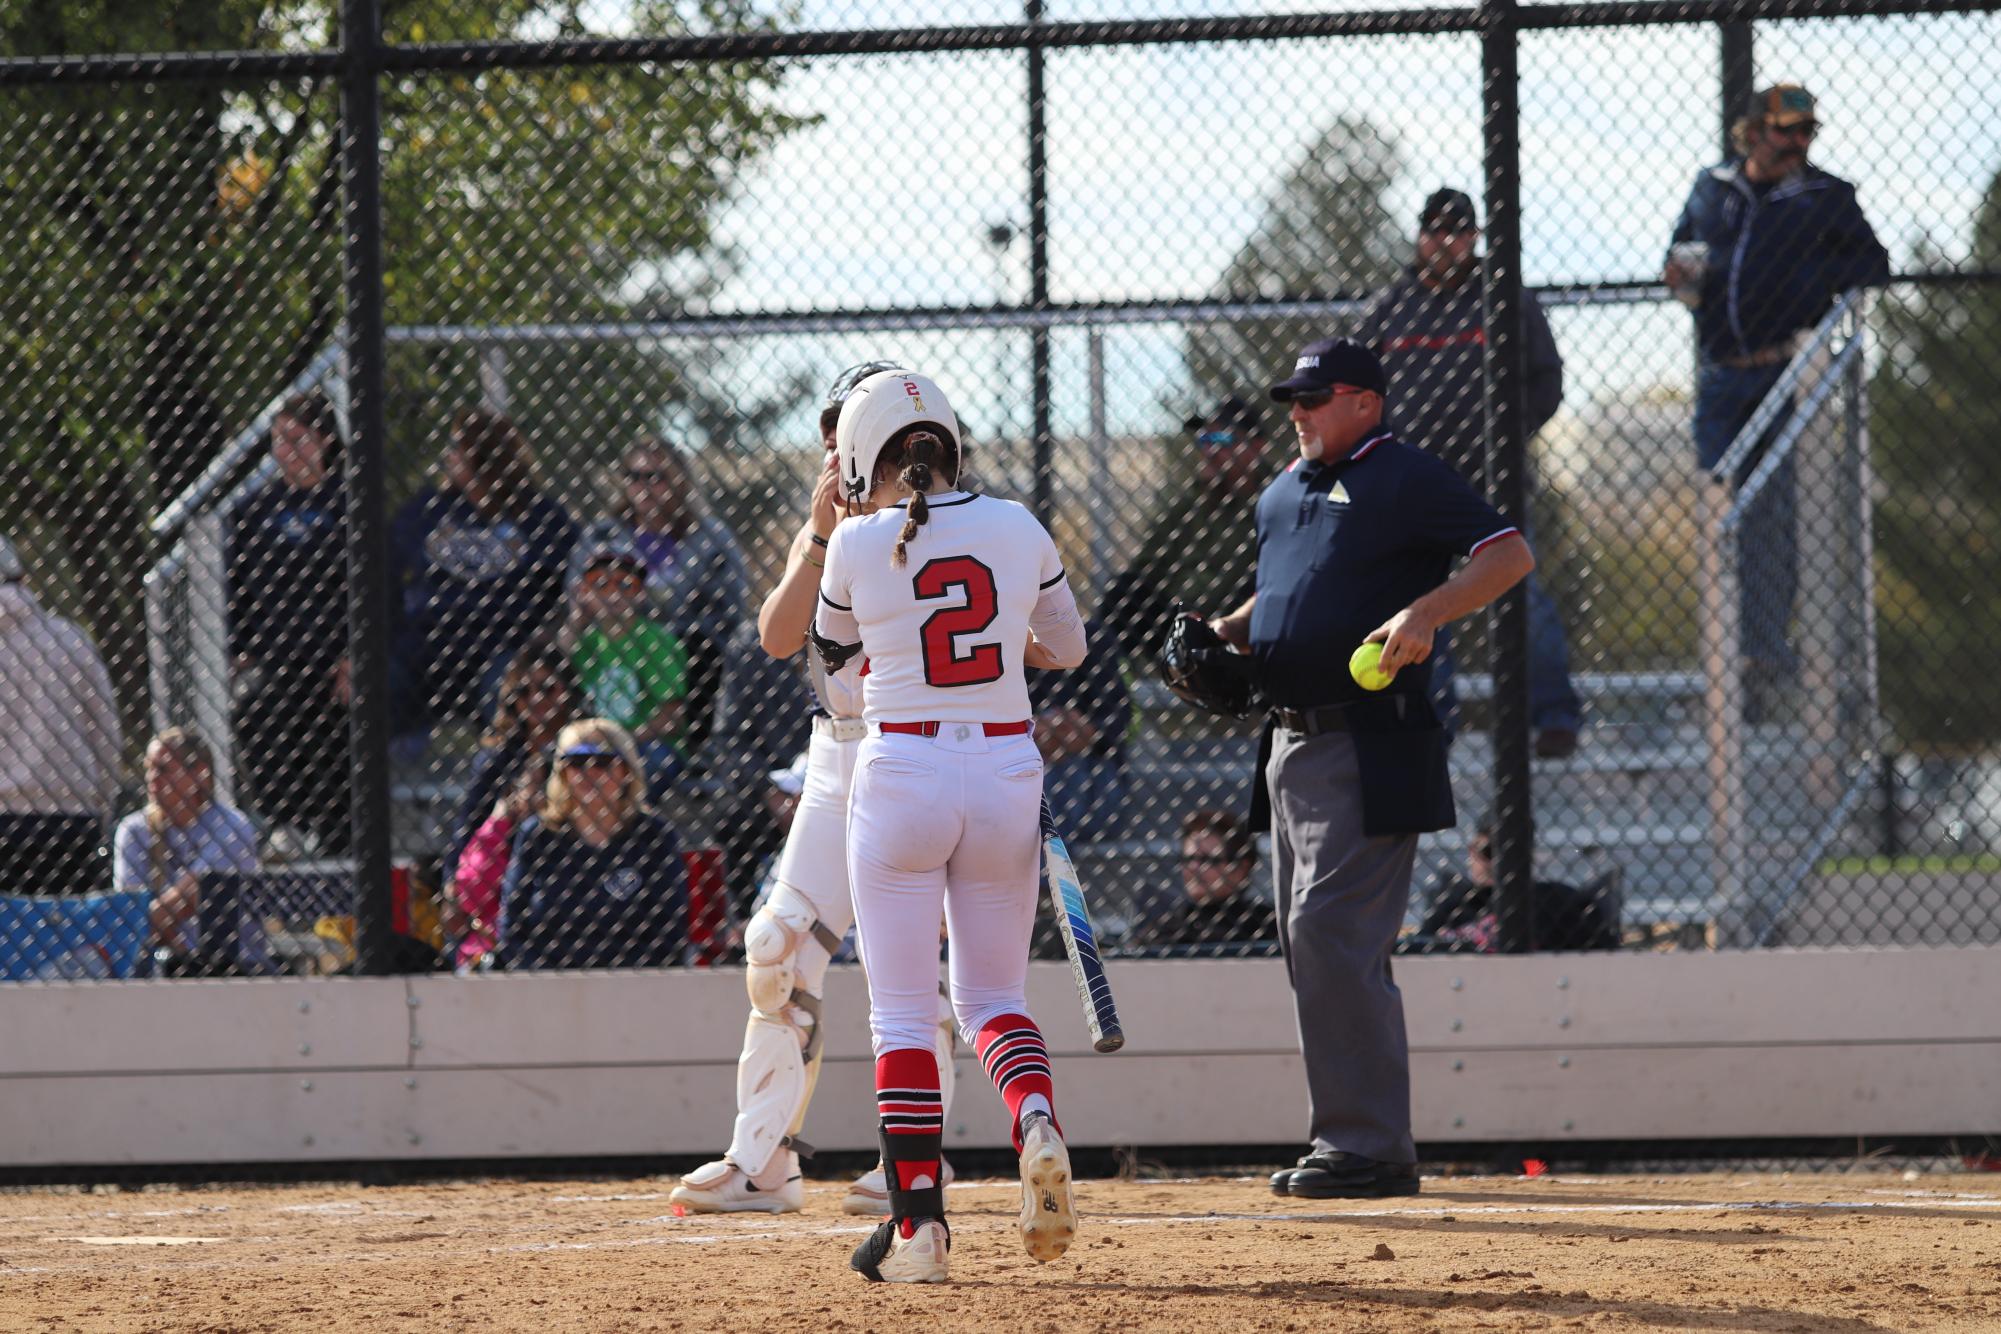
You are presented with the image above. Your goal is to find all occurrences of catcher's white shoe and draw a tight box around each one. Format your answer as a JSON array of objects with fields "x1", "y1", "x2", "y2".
[
  {"x1": 669, "y1": 1152, "x2": 803, "y2": 1214},
  {"x1": 842, "y1": 1156, "x2": 956, "y2": 1215},
  {"x1": 1016, "y1": 1113, "x2": 1075, "y2": 1263},
  {"x1": 850, "y1": 1217, "x2": 950, "y2": 1283}
]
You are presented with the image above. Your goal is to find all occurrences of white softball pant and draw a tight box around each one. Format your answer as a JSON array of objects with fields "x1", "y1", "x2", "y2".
[{"x1": 846, "y1": 727, "x2": 1045, "y2": 1055}]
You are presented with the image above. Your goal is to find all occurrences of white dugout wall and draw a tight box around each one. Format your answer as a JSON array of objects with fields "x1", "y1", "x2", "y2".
[{"x1": 4, "y1": 948, "x2": 1998, "y2": 1167}]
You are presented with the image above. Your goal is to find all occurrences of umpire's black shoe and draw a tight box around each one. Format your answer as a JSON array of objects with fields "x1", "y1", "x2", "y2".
[
  {"x1": 1283, "y1": 1152, "x2": 1421, "y2": 1199},
  {"x1": 1270, "y1": 1152, "x2": 1315, "y2": 1196}
]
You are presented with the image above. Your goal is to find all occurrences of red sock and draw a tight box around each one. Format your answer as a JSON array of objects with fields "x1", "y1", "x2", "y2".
[
  {"x1": 875, "y1": 1047, "x2": 942, "y2": 1222},
  {"x1": 974, "y1": 1014, "x2": 1056, "y2": 1150}
]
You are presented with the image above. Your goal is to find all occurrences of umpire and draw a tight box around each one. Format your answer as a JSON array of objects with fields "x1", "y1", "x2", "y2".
[{"x1": 1210, "y1": 338, "x2": 1533, "y2": 1198}]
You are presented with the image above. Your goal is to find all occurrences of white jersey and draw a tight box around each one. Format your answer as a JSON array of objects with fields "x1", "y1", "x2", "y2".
[{"x1": 816, "y1": 490, "x2": 1086, "y2": 725}]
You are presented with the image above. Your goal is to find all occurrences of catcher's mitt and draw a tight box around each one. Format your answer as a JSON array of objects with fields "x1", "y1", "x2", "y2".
[{"x1": 1157, "y1": 610, "x2": 1259, "y2": 718}]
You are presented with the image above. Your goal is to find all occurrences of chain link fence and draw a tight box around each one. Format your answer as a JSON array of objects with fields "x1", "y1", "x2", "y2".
[{"x1": 1, "y1": 2, "x2": 1997, "y2": 982}]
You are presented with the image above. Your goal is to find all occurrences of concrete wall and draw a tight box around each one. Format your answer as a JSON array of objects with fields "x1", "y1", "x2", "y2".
[{"x1": 5, "y1": 948, "x2": 1998, "y2": 1167}]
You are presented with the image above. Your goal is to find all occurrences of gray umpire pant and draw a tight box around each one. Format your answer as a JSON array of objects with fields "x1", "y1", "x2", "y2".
[{"x1": 1268, "y1": 727, "x2": 1419, "y2": 1165}]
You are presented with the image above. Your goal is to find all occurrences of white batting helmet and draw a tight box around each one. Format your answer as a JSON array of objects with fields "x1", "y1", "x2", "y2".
[{"x1": 835, "y1": 369, "x2": 960, "y2": 507}]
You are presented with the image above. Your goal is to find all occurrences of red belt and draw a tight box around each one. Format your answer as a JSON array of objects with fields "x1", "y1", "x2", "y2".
[{"x1": 879, "y1": 720, "x2": 1031, "y2": 737}]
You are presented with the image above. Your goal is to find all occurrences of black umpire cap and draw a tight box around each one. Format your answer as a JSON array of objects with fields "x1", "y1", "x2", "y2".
[{"x1": 1268, "y1": 337, "x2": 1387, "y2": 401}]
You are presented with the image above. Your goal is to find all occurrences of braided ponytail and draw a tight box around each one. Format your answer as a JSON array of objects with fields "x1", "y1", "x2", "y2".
[{"x1": 890, "y1": 430, "x2": 945, "y2": 568}]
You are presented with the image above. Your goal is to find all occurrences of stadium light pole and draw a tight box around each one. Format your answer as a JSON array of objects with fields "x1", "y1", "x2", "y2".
[{"x1": 340, "y1": 0, "x2": 398, "y2": 976}]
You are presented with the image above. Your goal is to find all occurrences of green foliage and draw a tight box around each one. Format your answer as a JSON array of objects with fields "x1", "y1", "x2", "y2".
[
  {"x1": 1868, "y1": 170, "x2": 2001, "y2": 748},
  {"x1": 0, "y1": 0, "x2": 807, "y2": 520}
]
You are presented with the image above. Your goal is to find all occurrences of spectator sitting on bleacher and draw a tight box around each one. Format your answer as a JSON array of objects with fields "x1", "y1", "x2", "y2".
[
  {"x1": 114, "y1": 729, "x2": 260, "y2": 971},
  {"x1": 442, "y1": 638, "x2": 580, "y2": 886},
  {"x1": 494, "y1": 719, "x2": 686, "y2": 970},
  {"x1": 1123, "y1": 809, "x2": 1277, "y2": 955},
  {"x1": 1031, "y1": 616, "x2": 1129, "y2": 843},
  {"x1": 226, "y1": 390, "x2": 352, "y2": 854},
  {"x1": 1100, "y1": 397, "x2": 1274, "y2": 662},
  {"x1": 0, "y1": 532, "x2": 123, "y2": 898},
  {"x1": 1404, "y1": 817, "x2": 1619, "y2": 953},
  {"x1": 560, "y1": 537, "x2": 691, "y2": 794},
  {"x1": 388, "y1": 408, "x2": 578, "y2": 732},
  {"x1": 446, "y1": 753, "x2": 547, "y2": 971},
  {"x1": 570, "y1": 437, "x2": 749, "y2": 760}
]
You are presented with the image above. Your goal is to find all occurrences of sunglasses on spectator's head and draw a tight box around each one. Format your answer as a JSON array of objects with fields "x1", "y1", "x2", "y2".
[
  {"x1": 559, "y1": 751, "x2": 621, "y2": 769},
  {"x1": 1289, "y1": 386, "x2": 1373, "y2": 410}
]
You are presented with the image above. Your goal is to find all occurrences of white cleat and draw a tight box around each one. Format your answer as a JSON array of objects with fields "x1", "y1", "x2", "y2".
[
  {"x1": 669, "y1": 1153, "x2": 803, "y2": 1214},
  {"x1": 850, "y1": 1217, "x2": 950, "y2": 1283},
  {"x1": 842, "y1": 1156, "x2": 956, "y2": 1215},
  {"x1": 1016, "y1": 1114, "x2": 1075, "y2": 1263}
]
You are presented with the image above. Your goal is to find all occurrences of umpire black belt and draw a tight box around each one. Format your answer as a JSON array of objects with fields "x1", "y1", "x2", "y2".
[{"x1": 1271, "y1": 704, "x2": 1354, "y2": 736}]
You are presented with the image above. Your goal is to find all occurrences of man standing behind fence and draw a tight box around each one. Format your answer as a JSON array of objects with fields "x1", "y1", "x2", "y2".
[
  {"x1": 1665, "y1": 85, "x2": 1888, "y2": 692},
  {"x1": 1357, "y1": 188, "x2": 1581, "y2": 759}
]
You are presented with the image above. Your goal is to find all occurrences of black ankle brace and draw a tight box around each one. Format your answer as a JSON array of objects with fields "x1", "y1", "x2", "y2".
[{"x1": 878, "y1": 1127, "x2": 946, "y2": 1221}]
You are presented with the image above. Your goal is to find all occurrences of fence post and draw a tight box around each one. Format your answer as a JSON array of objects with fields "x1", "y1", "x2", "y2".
[
  {"x1": 1719, "y1": 21, "x2": 1754, "y2": 159},
  {"x1": 340, "y1": 0, "x2": 398, "y2": 975},
  {"x1": 1482, "y1": 0, "x2": 1535, "y2": 953},
  {"x1": 1025, "y1": 0, "x2": 1054, "y2": 524}
]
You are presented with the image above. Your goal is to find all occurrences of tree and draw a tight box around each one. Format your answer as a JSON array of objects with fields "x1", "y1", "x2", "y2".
[
  {"x1": 1180, "y1": 116, "x2": 1407, "y2": 441},
  {"x1": 0, "y1": 0, "x2": 807, "y2": 743},
  {"x1": 1102, "y1": 118, "x2": 1406, "y2": 655},
  {"x1": 1868, "y1": 169, "x2": 2001, "y2": 748}
]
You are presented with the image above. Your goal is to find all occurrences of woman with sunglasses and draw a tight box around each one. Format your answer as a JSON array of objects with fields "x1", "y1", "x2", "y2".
[
  {"x1": 492, "y1": 719, "x2": 685, "y2": 971},
  {"x1": 570, "y1": 438, "x2": 749, "y2": 760}
]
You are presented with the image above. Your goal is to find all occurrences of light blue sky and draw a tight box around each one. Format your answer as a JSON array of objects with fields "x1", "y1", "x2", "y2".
[{"x1": 623, "y1": 5, "x2": 2001, "y2": 446}]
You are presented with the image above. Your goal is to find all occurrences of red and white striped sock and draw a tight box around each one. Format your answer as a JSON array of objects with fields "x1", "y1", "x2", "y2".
[
  {"x1": 975, "y1": 1013, "x2": 1057, "y2": 1150},
  {"x1": 875, "y1": 1047, "x2": 943, "y2": 1229}
]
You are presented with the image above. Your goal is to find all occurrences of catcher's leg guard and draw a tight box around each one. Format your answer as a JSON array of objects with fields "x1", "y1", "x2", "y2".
[{"x1": 723, "y1": 880, "x2": 845, "y2": 1177}]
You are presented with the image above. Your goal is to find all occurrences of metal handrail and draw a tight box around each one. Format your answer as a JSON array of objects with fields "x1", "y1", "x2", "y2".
[
  {"x1": 1753, "y1": 757, "x2": 1880, "y2": 947},
  {"x1": 1708, "y1": 289, "x2": 1861, "y2": 488},
  {"x1": 1723, "y1": 333, "x2": 1863, "y2": 528}
]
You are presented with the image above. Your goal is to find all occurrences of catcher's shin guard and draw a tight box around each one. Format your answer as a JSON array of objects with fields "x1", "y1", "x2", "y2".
[{"x1": 725, "y1": 880, "x2": 843, "y2": 1177}]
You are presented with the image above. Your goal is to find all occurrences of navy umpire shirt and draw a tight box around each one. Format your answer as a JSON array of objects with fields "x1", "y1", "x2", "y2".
[{"x1": 1251, "y1": 425, "x2": 1518, "y2": 711}]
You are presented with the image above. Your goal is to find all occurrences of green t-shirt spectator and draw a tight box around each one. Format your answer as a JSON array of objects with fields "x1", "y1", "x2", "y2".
[{"x1": 573, "y1": 622, "x2": 689, "y2": 738}]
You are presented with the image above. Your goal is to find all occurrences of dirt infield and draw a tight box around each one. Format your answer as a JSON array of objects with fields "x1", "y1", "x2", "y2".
[{"x1": 4, "y1": 1169, "x2": 1999, "y2": 1331}]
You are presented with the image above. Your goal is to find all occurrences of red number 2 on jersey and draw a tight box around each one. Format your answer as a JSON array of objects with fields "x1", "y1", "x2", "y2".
[{"x1": 912, "y1": 555, "x2": 1003, "y2": 687}]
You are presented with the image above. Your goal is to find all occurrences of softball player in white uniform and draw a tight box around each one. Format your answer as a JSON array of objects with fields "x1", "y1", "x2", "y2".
[
  {"x1": 671, "y1": 364, "x2": 958, "y2": 1217},
  {"x1": 814, "y1": 369, "x2": 1088, "y2": 1283}
]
